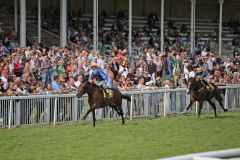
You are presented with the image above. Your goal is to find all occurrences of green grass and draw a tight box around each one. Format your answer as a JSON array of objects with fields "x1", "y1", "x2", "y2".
[{"x1": 1, "y1": 111, "x2": 240, "y2": 160}]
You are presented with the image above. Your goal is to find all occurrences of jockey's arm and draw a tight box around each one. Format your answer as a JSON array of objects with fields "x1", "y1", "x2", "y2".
[
  {"x1": 89, "y1": 70, "x2": 97, "y2": 80},
  {"x1": 101, "y1": 74, "x2": 109, "y2": 84},
  {"x1": 99, "y1": 70, "x2": 109, "y2": 84}
]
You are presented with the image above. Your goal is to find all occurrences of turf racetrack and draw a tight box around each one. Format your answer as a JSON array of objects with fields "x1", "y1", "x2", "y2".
[{"x1": 0, "y1": 111, "x2": 240, "y2": 160}]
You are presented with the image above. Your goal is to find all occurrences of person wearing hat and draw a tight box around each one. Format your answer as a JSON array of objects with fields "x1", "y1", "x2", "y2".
[
  {"x1": 89, "y1": 63, "x2": 110, "y2": 99},
  {"x1": 41, "y1": 56, "x2": 51, "y2": 85},
  {"x1": 192, "y1": 67, "x2": 214, "y2": 91}
]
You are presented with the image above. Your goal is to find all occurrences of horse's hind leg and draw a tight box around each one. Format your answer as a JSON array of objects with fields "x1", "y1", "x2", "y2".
[
  {"x1": 215, "y1": 94, "x2": 228, "y2": 112},
  {"x1": 184, "y1": 100, "x2": 194, "y2": 113},
  {"x1": 119, "y1": 107, "x2": 125, "y2": 125},
  {"x1": 113, "y1": 108, "x2": 121, "y2": 115},
  {"x1": 120, "y1": 112, "x2": 125, "y2": 125},
  {"x1": 114, "y1": 106, "x2": 125, "y2": 125},
  {"x1": 198, "y1": 101, "x2": 203, "y2": 119},
  {"x1": 82, "y1": 108, "x2": 92, "y2": 120},
  {"x1": 207, "y1": 99, "x2": 217, "y2": 118},
  {"x1": 92, "y1": 109, "x2": 96, "y2": 127}
]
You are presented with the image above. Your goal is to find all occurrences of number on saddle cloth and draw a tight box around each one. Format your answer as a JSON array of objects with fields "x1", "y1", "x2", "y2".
[
  {"x1": 98, "y1": 85, "x2": 113, "y2": 98},
  {"x1": 105, "y1": 89, "x2": 113, "y2": 98}
]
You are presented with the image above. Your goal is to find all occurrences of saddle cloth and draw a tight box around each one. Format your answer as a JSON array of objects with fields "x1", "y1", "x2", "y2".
[{"x1": 106, "y1": 89, "x2": 114, "y2": 98}]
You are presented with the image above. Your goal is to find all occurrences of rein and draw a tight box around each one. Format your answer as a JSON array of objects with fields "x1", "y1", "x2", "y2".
[
  {"x1": 197, "y1": 86, "x2": 205, "y2": 93},
  {"x1": 193, "y1": 80, "x2": 208, "y2": 93},
  {"x1": 189, "y1": 80, "x2": 206, "y2": 94}
]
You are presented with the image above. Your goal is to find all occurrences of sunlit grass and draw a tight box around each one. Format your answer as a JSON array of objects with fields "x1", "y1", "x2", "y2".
[{"x1": 0, "y1": 111, "x2": 240, "y2": 160}]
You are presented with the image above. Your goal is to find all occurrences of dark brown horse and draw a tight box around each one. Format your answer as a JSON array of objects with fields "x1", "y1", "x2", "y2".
[
  {"x1": 185, "y1": 78, "x2": 228, "y2": 118},
  {"x1": 76, "y1": 81, "x2": 131, "y2": 126}
]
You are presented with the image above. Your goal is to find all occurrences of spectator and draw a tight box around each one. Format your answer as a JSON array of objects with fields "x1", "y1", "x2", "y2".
[
  {"x1": 51, "y1": 75, "x2": 62, "y2": 94},
  {"x1": 0, "y1": 79, "x2": 5, "y2": 96},
  {"x1": 44, "y1": 82, "x2": 57, "y2": 94},
  {"x1": 74, "y1": 74, "x2": 84, "y2": 88},
  {"x1": 13, "y1": 56, "x2": 23, "y2": 77},
  {"x1": 40, "y1": 56, "x2": 51, "y2": 85},
  {"x1": 136, "y1": 77, "x2": 146, "y2": 90}
]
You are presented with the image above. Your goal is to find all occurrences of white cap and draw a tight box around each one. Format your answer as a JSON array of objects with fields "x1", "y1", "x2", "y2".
[{"x1": 189, "y1": 71, "x2": 195, "y2": 78}]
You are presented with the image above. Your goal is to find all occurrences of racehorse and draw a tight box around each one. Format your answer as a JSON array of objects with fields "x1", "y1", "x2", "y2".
[
  {"x1": 76, "y1": 81, "x2": 131, "y2": 126},
  {"x1": 185, "y1": 78, "x2": 228, "y2": 118}
]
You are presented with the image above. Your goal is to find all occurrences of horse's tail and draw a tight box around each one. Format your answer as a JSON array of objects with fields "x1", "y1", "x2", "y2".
[{"x1": 121, "y1": 94, "x2": 131, "y2": 101}]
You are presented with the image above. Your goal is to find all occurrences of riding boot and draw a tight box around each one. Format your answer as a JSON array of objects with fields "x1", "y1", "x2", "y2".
[
  {"x1": 201, "y1": 80, "x2": 211, "y2": 91},
  {"x1": 99, "y1": 85, "x2": 109, "y2": 99},
  {"x1": 208, "y1": 83, "x2": 214, "y2": 91}
]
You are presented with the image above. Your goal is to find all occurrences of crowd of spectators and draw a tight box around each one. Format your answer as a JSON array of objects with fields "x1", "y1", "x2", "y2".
[
  {"x1": 1, "y1": 7, "x2": 240, "y2": 96},
  {"x1": 0, "y1": 37, "x2": 240, "y2": 97}
]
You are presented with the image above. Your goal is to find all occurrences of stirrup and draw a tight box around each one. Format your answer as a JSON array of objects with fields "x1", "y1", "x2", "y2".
[
  {"x1": 206, "y1": 86, "x2": 210, "y2": 90},
  {"x1": 209, "y1": 84, "x2": 214, "y2": 91}
]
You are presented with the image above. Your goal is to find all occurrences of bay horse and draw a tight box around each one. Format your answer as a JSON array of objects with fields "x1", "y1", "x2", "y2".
[
  {"x1": 76, "y1": 81, "x2": 131, "y2": 126},
  {"x1": 185, "y1": 78, "x2": 228, "y2": 118}
]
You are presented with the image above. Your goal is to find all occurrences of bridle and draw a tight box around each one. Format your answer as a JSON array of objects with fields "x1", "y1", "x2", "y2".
[{"x1": 189, "y1": 80, "x2": 207, "y2": 94}]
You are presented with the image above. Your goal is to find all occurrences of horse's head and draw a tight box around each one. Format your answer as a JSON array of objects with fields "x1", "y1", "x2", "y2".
[{"x1": 76, "y1": 81, "x2": 90, "y2": 98}]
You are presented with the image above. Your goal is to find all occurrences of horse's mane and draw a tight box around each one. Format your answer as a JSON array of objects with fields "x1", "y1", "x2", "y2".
[
  {"x1": 84, "y1": 81, "x2": 100, "y2": 90},
  {"x1": 86, "y1": 81, "x2": 97, "y2": 87}
]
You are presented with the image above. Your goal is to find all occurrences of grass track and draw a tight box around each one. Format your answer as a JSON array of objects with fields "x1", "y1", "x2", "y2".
[{"x1": 0, "y1": 111, "x2": 240, "y2": 160}]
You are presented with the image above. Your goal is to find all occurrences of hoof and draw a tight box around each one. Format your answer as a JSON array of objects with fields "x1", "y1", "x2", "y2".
[
  {"x1": 224, "y1": 109, "x2": 228, "y2": 112},
  {"x1": 182, "y1": 110, "x2": 188, "y2": 114},
  {"x1": 81, "y1": 117, "x2": 86, "y2": 120}
]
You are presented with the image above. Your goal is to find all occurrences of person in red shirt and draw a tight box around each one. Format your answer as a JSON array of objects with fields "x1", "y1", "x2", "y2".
[
  {"x1": 14, "y1": 56, "x2": 23, "y2": 77},
  {"x1": 116, "y1": 49, "x2": 123, "y2": 64}
]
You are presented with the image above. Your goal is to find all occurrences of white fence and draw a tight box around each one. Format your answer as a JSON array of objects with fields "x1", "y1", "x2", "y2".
[
  {"x1": 0, "y1": 85, "x2": 240, "y2": 129},
  {"x1": 160, "y1": 148, "x2": 240, "y2": 160}
]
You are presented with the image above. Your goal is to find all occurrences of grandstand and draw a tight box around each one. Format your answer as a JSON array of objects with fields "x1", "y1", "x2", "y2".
[
  {"x1": 71, "y1": 14, "x2": 237, "y2": 56},
  {"x1": 0, "y1": 0, "x2": 239, "y2": 56}
]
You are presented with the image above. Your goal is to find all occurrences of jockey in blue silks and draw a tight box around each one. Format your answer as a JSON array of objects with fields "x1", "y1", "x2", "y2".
[{"x1": 89, "y1": 63, "x2": 110, "y2": 98}]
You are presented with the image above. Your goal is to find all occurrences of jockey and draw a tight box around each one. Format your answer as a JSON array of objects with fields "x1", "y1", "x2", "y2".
[
  {"x1": 89, "y1": 63, "x2": 110, "y2": 98},
  {"x1": 195, "y1": 67, "x2": 207, "y2": 80},
  {"x1": 189, "y1": 68, "x2": 214, "y2": 91}
]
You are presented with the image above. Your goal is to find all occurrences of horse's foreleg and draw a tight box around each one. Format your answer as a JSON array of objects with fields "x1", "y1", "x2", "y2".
[
  {"x1": 112, "y1": 106, "x2": 125, "y2": 125},
  {"x1": 207, "y1": 99, "x2": 217, "y2": 118},
  {"x1": 92, "y1": 109, "x2": 96, "y2": 127},
  {"x1": 118, "y1": 106, "x2": 125, "y2": 125},
  {"x1": 82, "y1": 108, "x2": 92, "y2": 120},
  {"x1": 184, "y1": 100, "x2": 194, "y2": 113},
  {"x1": 198, "y1": 102, "x2": 203, "y2": 119}
]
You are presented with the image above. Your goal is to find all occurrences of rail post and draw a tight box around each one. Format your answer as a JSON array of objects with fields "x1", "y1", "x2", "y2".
[
  {"x1": 144, "y1": 94, "x2": 149, "y2": 116},
  {"x1": 8, "y1": 100, "x2": 13, "y2": 129},
  {"x1": 72, "y1": 97, "x2": 78, "y2": 121},
  {"x1": 53, "y1": 98, "x2": 58, "y2": 126},
  {"x1": 130, "y1": 95, "x2": 134, "y2": 120},
  {"x1": 224, "y1": 89, "x2": 228, "y2": 109},
  {"x1": 45, "y1": 98, "x2": 50, "y2": 124},
  {"x1": 16, "y1": 100, "x2": 21, "y2": 126}
]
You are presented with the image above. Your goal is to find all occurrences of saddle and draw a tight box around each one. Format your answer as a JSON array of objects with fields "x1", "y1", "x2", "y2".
[{"x1": 98, "y1": 86, "x2": 114, "y2": 99}]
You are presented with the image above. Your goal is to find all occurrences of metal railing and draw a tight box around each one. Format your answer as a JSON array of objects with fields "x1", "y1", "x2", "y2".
[{"x1": 0, "y1": 85, "x2": 239, "y2": 129}]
